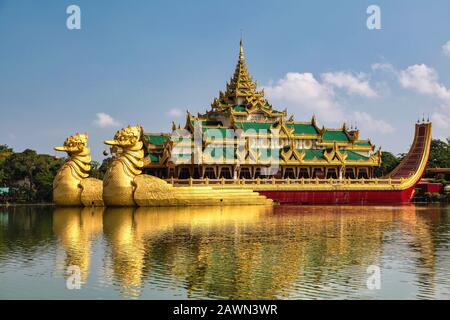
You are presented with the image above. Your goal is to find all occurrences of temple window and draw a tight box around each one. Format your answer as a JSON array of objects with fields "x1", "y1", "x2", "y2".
[
  {"x1": 219, "y1": 167, "x2": 232, "y2": 179},
  {"x1": 239, "y1": 167, "x2": 252, "y2": 179},
  {"x1": 192, "y1": 167, "x2": 201, "y2": 179},
  {"x1": 326, "y1": 168, "x2": 338, "y2": 179},
  {"x1": 299, "y1": 168, "x2": 310, "y2": 179},
  {"x1": 177, "y1": 167, "x2": 191, "y2": 179},
  {"x1": 204, "y1": 167, "x2": 217, "y2": 179},
  {"x1": 357, "y1": 168, "x2": 369, "y2": 179},
  {"x1": 284, "y1": 168, "x2": 296, "y2": 179},
  {"x1": 345, "y1": 168, "x2": 356, "y2": 179},
  {"x1": 312, "y1": 168, "x2": 325, "y2": 179}
]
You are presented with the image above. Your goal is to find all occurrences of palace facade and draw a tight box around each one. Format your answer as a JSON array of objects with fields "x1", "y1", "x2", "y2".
[{"x1": 143, "y1": 40, "x2": 382, "y2": 181}]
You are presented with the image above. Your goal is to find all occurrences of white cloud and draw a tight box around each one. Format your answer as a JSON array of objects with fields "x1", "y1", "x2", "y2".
[
  {"x1": 264, "y1": 72, "x2": 344, "y2": 122},
  {"x1": 442, "y1": 41, "x2": 450, "y2": 57},
  {"x1": 431, "y1": 112, "x2": 450, "y2": 129},
  {"x1": 264, "y1": 72, "x2": 393, "y2": 133},
  {"x1": 398, "y1": 64, "x2": 450, "y2": 105},
  {"x1": 322, "y1": 72, "x2": 377, "y2": 97},
  {"x1": 352, "y1": 111, "x2": 394, "y2": 134},
  {"x1": 93, "y1": 112, "x2": 122, "y2": 128},
  {"x1": 167, "y1": 108, "x2": 183, "y2": 118},
  {"x1": 396, "y1": 64, "x2": 450, "y2": 133},
  {"x1": 371, "y1": 62, "x2": 396, "y2": 74}
]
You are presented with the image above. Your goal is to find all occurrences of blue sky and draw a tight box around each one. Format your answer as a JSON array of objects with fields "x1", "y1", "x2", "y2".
[{"x1": 1, "y1": 0, "x2": 450, "y2": 160}]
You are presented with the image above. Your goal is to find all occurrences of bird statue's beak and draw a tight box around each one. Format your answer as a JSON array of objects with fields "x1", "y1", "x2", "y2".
[
  {"x1": 104, "y1": 140, "x2": 118, "y2": 146},
  {"x1": 54, "y1": 146, "x2": 67, "y2": 152}
]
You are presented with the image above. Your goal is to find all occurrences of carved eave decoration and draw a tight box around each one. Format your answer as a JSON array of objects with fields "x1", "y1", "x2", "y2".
[
  {"x1": 370, "y1": 149, "x2": 382, "y2": 165},
  {"x1": 310, "y1": 115, "x2": 323, "y2": 134},
  {"x1": 317, "y1": 125, "x2": 326, "y2": 136},
  {"x1": 272, "y1": 120, "x2": 293, "y2": 138},
  {"x1": 184, "y1": 111, "x2": 194, "y2": 131},
  {"x1": 236, "y1": 147, "x2": 258, "y2": 165},
  {"x1": 346, "y1": 129, "x2": 360, "y2": 142},
  {"x1": 159, "y1": 148, "x2": 171, "y2": 165},
  {"x1": 324, "y1": 142, "x2": 347, "y2": 163},
  {"x1": 281, "y1": 147, "x2": 293, "y2": 162}
]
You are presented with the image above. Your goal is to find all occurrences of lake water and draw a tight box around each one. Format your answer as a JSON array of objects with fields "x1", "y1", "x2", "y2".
[{"x1": 0, "y1": 204, "x2": 449, "y2": 300}]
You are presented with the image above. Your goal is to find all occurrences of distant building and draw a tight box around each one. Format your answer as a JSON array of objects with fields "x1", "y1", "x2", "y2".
[{"x1": 427, "y1": 168, "x2": 450, "y2": 180}]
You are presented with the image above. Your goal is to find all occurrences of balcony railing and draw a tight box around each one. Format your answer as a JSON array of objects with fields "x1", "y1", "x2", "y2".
[{"x1": 164, "y1": 177, "x2": 405, "y2": 187}]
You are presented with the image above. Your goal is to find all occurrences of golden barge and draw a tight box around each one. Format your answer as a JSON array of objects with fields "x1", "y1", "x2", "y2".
[{"x1": 53, "y1": 40, "x2": 432, "y2": 207}]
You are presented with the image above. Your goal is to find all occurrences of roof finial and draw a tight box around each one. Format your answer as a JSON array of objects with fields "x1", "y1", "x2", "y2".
[{"x1": 239, "y1": 34, "x2": 244, "y2": 61}]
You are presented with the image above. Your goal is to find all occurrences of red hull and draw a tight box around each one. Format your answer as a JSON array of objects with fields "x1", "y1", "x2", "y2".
[{"x1": 260, "y1": 187, "x2": 416, "y2": 205}]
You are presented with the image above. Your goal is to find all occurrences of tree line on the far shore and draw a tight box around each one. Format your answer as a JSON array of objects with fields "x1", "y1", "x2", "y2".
[
  {"x1": 0, "y1": 138, "x2": 449, "y2": 203},
  {"x1": 0, "y1": 145, "x2": 110, "y2": 203}
]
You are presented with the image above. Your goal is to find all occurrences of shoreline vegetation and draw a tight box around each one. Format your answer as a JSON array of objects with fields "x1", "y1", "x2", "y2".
[
  {"x1": 0, "y1": 144, "x2": 109, "y2": 204},
  {"x1": 1, "y1": 139, "x2": 449, "y2": 205}
]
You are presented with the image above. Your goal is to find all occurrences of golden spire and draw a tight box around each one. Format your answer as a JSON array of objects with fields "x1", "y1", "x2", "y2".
[
  {"x1": 211, "y1": 39, "x2": 268, "y2": 110},
  {"x1": 239, "y1": 37, "x2": 244, "y2": 62}
]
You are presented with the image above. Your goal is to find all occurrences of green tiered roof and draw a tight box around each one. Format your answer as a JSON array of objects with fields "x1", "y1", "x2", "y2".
[
  {"x1": 143, "y1": 39, "x2": 379, "y2": 168},
  {"x1": 235, "y1": 121, "x2": 273, "y2": 131},
  {"x1": 148, "y1": 151, "x2": 162, "y2": 163},
  {"x1": 354, "y1": 141, "x2": 372, "y2": 147},
  {"x1": 232, "y1": 105, "x2": 247, "y2": 112},
  {"x1": 191, "y1": 120, "x2": 223, "y2": 127},
  {"x1": 202, "y1": 128, "x2": 235, "y2": 139},
  {"x1": 345, "y1": 150, "x2": 370, "y2": 161},
  {"x1": 144, "y1": 135, "x2": 169, "y2": 146},
  {"x1": 303, "y1": 149, "x2": 325, "y2": 160},
  {"x1": 322, "y1": 131, "x2": 349, "y2": 142},
  {"x1": 286, "y1": 123, "x2": 318, "y2": 135}
]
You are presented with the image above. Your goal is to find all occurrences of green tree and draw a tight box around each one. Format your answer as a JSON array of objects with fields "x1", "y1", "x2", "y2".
[
  {"x1": 0, "y1": 145, "x2": 13, "y2": 185},
  {"x1": 90, "y1": 158, "x2": 111, "y2": 180},
  {"x1": 3, "y1": 149, "x2": 64, "y2": 202},
  {"x1": 34, "y1": 155, "x2": 64, "y2": 202},
  {"x1": 99, "y1": 157, "x2": 112, "y2": 177},
  {"x1": 90, "y1": 161, "x2": 102, "y2": 179},
  {"x1": 3, "y1": 149, "x2": 39, "y2": 200},
  {"x1": 374, "y1": 151, "x2": 400, "y2": 177},
  {"x1": 0, "y1": 145, "x2": 12, "y2": 160},
  {"x1": 427, "y1": 139, "x2": 450, "y2": 168}
]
